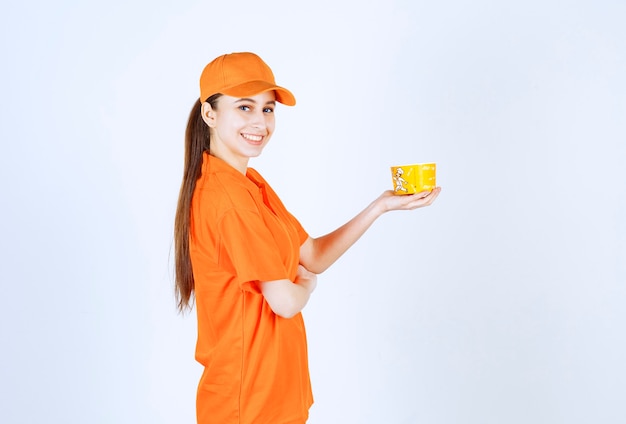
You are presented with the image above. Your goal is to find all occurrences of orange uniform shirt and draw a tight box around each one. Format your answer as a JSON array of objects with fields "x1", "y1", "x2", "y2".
[{"x1": 189, "y1": 153, "x2": 313, "y2": 424}]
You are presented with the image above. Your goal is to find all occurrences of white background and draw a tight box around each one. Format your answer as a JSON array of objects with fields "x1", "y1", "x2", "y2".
[{"x1": 1, "y1": 0, "x2": 625, "y2": 423}]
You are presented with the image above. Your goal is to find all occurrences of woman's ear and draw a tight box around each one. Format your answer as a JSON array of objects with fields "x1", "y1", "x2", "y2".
[{"x1": 201, "y1": 102, "x2": 216, "y2": 127}]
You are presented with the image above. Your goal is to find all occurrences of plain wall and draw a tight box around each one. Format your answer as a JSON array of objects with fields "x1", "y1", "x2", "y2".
[{"x1": 1, "y1": 0, "x2": 624, "y2": 423}]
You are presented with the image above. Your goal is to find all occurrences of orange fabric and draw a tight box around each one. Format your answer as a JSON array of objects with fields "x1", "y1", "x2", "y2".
[
  {"x1": 189, "y1": 153, "x2": 313, "y2": 424},
  {"x1": 199, "y1": 52, "x2": 296, "y2": 105}
]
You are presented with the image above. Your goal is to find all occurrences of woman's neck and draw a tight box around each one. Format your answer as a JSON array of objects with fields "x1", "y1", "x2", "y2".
[{"x1": 209, "y1": 149, "x2": 248, "y2": 175}]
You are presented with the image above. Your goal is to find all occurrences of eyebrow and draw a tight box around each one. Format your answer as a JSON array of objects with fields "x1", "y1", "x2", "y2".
[{"x1": 234, "y1": 97, "x2": 276, "y2": 105}]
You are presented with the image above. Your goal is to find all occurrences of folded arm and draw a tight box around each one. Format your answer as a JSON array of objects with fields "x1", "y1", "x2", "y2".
[{"x1": 259, "y1": 265, "x2": 317, "y2": 318}]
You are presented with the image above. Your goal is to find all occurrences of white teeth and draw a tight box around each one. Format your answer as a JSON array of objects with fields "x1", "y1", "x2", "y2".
[{"x1": 242, "y1": 134, "x2": 263, "y2": 142}]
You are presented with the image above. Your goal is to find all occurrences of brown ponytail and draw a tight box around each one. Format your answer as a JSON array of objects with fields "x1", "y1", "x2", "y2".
[{"x1": 174, "y1": 94, "x2": 221, "y2": 312}]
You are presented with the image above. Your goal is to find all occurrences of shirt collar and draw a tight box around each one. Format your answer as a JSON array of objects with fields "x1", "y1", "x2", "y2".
[{"x1": 201, "y1": 152, "x2": 265, "y2": 191}]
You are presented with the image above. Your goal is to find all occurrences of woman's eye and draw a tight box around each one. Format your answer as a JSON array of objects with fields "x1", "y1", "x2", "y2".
[
  {"x1": 239, "y1": 105, "x2": 250, "y2": 111},
  {"x1": 263, "y1": 107, "x2": 274, "y2": 113}
]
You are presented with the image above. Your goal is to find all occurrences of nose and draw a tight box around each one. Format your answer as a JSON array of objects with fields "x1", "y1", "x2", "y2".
[{"x1": 251, "y1": 110, "x2": 268, "y2": 129}]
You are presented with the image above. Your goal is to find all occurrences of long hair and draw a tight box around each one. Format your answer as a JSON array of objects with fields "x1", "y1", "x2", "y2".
[{"x1": 174, "y1": 94, "x2": 221, "y2": 312}]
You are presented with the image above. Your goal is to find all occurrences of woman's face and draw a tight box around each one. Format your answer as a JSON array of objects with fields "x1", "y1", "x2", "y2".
[{"x1": 204, "y1": 91, "x2": 276, "y2": 172}]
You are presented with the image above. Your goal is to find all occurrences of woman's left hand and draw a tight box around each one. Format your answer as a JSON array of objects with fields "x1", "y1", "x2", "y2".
[{"x1": 376, "y1": 187, "x2": 442, "y2": 212}]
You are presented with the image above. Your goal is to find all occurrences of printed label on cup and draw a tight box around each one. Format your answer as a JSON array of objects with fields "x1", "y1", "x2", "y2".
[{"x1": 390, "y1": 163, "x2": 436, "y2": 195}]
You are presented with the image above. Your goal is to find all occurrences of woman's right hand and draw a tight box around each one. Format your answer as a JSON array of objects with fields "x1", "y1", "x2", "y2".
[{"x1": 375, "y1": 187, "x2": 442, "y2": 213}]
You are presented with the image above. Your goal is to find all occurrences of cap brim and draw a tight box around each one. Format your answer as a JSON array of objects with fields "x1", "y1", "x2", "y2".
[{"x1": 221, "y1": 80, "x2": 296, "y2": 106}]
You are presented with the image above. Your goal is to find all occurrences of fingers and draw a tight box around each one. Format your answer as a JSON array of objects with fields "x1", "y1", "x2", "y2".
[
  {"x1": 414, "y1": 190, "x2": 432, "y2": 199},
  {"x1": 378, "y1": 187, "x2": 442, "y2": 212},
  {"x1": 403, "y1": 187, "x2": 441, "y2": 209}
]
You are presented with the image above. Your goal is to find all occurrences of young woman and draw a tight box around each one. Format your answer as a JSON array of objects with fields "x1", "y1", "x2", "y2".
[{"x1": 174, "y1": 52, "x2": 441, "y2": 424}]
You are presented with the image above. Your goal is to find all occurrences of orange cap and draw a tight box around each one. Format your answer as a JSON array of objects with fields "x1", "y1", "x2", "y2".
[{"x1": 199, "y1": 52, "x2": 296, "y2": 106}]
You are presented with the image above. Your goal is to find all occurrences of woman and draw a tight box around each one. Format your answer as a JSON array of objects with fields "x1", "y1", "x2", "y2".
[{"x1": 174, "y1": 52, "x2": 441, "y2": 424}]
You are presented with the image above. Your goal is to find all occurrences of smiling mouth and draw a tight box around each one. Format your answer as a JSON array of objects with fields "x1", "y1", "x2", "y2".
[{"x1": 242, "y1": 133, "x2": 263, "y2": 143}]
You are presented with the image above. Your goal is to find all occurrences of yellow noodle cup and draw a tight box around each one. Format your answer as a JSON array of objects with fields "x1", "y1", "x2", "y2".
[{"x1": 390, "y1": 163, "x2": 436, "y2": 195}]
